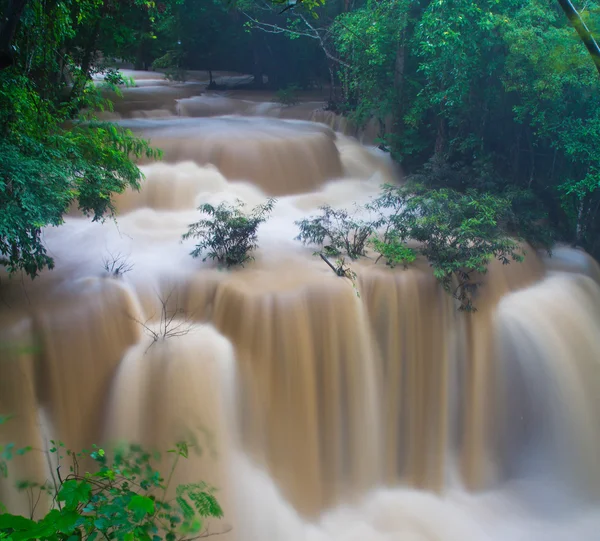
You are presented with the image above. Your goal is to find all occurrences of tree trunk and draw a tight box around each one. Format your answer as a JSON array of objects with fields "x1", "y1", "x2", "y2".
[
  {"x1": 575, "y1": 198, "x2": 585, "y2": 246},
  {"x1": 557, "y1": 0, "x2": 600, "y2": 75},
  {"x1": 435, "y1": 117, "x2": 447, "y2": 155},
  {"x1": 68, "y1": 17, "x2": 101, "y2": 106},
  {"x1": 251, "y1": 32, "x2": 264, "y2": 88},
  {"x1": 327, "y1": 61, "x2": 336, "y2": 104},
  {"x1": 135, "y1": 16, "x2": 152, "y2": 70},
  {"x1": 390, "y1": 14, "x2": 409, "y2": 146},
  {"x1": 80, "y1": 19, "x2": 101, "y2": 80},
  {"x1": 0, "y1": 0, "x2": 29, "y2": 69}
]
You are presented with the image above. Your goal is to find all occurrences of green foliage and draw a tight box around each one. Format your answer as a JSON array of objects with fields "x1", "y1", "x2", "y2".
[
  {"x1": 275, "y1": 84, "x2": 300, "y2": 107},
  {"x1": 371, "y1": 184, "x2": 525, "y2": 311},
  {"x1": 0, "y1": 79, "x2": 160, "y2": 277},
  {"x1": 0, "y1": 441, "x2": 224, "y2": 541},
  {"x1": 0, "y1": 0, "x2": 163, "y2": 278},
  {"x1": 328, "y1": 0, "x2": 600, "y2": 258},
  {"x1": 183, "y1": 199, "x2": 276, "y2": 268},
  {"x1": 294, "y1": 184, "x2": 529, "y2": 308},
  {"x1": 371, "y1": 236, "x2": 416, "y2": 269},
  {"x1": 332, "y1": 0, "x2": 408, "y2": 129},
  {"x1": 404, "y1": 155, "x2": 555, "y2": 251},
  {"x1": 295, "y1": 205, "x2": 379, "y2": 260},
  {"x1": 152, "y1": 50, "x2": 187, "y2": 82},
  {"x1": 0, "y1": 416, "x2": 32, "y2": 482},
  {"x1": 499, "y1": 0, "x2": 600, "y2": 251}
]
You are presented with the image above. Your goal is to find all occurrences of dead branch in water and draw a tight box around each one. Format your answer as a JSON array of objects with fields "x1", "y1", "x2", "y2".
[
  {"x1": 102, "y1": 251, "x2": 134, "y2": 278},
  {"x1": 129, "y1": 289, "x2": 195, "y2": 352}
]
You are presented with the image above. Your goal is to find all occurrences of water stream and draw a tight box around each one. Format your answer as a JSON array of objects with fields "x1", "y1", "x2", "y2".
[{"x1": 1, "y1": 70, "x2": 600, "y2": 540}]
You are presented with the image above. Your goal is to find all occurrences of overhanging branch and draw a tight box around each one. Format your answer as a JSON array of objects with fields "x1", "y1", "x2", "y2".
[
  {"x1": 241, "y1": 11, "x2": 318, "y2": 39},
  {"x1": 557, "y1": 0, "x2": 600, "y2": 75}
]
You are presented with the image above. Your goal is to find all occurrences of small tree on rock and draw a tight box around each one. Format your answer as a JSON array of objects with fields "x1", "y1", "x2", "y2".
[
  {"x1": 183, "y1": 199, "x2": 276, "y2": 268},
  {"x1": 295, "y1": 205, "x2": 380, "y2": 260},
  {"x1": 370, "y1": 184, "x2": 525, "y2": 311}
]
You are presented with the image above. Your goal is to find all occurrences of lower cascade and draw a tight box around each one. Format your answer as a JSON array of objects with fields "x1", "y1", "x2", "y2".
[{"x1": 2, "y1": 72, "x2": 600, "y2": 541}]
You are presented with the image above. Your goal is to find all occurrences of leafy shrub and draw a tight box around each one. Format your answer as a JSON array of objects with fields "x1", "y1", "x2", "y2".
[
  {"x1": 275, "y1": 85, "x2": 300, "y2": 107},
  {"x1": 406, "y1": 156, "x2": 555, "y2": 252},
  {"x1": 0, "y1": 440, "x2": 224, "y2": 541},
  {"x1": 371, "y1": 184, "x2": 525, "y2": 311},
  {"x1": 370, "y1": 236, "x2": 416, "y2": 269},
  {"x1": 183, "y1": 199, "x2": 276, "y2": 268},
  {"x1": 295, "y1": 205, "x2": 379, "y2": 260}
]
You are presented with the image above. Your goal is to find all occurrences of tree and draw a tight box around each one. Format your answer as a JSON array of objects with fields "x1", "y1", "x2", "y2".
[
  {"x1": 332, "y1": 0, "x2": 411, "y2": 142},
  {"x1": 239, "y1": 0, "x2": 343, "y2": 96},
  {"x1": 0, "y1": 71, "x2": 159, "y2": 277},
  {"x1": 0, "y1": 0, "x2": 161, "y2": 278},
  {"x1": 183, "y1": 199, "x2": 276, "y2": 268},
  {"x1": 370, "y1": 184, "x2": 525, "y2": 311},
  {"x1": 295, "y1": 205, "x2": 378, "y2": 259},
  {"x1": 557, "y1": 0, "x2": 600, "y2": 75},
  {"x1": 0, "y1": 0, "x2": 28, "y2": 69},
  {"x1": 328, "y1": 0, "x2": 600, "y2": 259}
]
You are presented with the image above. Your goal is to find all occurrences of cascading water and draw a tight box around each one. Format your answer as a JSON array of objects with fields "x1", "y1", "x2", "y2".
[{"x1": 1, "y1": 71, "x2": 600, "y2": 540}]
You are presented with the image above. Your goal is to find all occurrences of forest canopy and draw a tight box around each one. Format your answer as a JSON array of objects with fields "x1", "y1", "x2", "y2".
[
  {"x1": 251, "y1": 0, "x2": 600, "y2": 257},
  {"x1": 1, "y1": 0, "x2": 600, "y2": 277}
]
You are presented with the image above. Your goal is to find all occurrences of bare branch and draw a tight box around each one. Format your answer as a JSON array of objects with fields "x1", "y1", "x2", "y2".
[
  {"x1": 241, "y1": 11, "x2": 318, "y2": 39},
  {"x1": 297, "y1": 13, "x2": 350, "y2": 68},
  {"x1": 128, "y1": 289, "x2": 196, "y2": 352},
  {"x1": 102, "y1": 250, "x2": 134, "y2": 278}
]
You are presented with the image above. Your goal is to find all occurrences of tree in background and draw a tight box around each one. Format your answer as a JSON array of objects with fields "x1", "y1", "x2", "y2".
[
  {"x1": 326, "y1": 0, "x2": 600, "y2": 258},
  {"x1": 239, "y1": 0, "x2": 345, "y2": 95},
  {"x1": 0, "y1": 0, "x2": 167, "y2": 278},
  {"x1": 0, "y1": 0, "x2": 252, "y2": 278},
  {"x1": 3, "y1": 0, "x2": 600, "y2": 277}
]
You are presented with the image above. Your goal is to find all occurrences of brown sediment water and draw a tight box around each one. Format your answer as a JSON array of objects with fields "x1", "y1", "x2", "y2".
[{"x1": 2, "y1": 70, "x2": 600, "y2": 541}]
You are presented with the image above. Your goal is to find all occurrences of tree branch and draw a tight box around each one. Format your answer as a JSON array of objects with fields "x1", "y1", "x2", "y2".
[
  {"x1": 241, "y1": 11, "x2": 317, "y2": 39},
  {"x1": 297, "y1": 13, "x2": 350, "y2": 68},
  {"x1": 557, "y1": 0, "x2": 600, "y2": 75}
]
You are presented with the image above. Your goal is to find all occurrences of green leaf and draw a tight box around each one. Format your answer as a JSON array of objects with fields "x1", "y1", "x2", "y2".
[
  {"x1": 57, "y1": 480, "x2": 92, "y2": 509},
  {"x1": 190, "y1": 491, "x2": 223, "y2": 518},
  {"x1": 94, "y1": 517, "x2": 109, "y2": 530},
  {"x1": 127, "y1": 494, "x2": 155, "y2": 518},
  {"x1": 0, "y1": 513, "x2": 37, "y2": 531}
]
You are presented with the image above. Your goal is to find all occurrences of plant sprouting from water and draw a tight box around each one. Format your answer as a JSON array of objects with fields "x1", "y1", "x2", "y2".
[
  {"x1": 369, "y1": 184, "x2": 525, "y2": 311},
  {"x1": 295, "y1": 205, "x2": 380, "y2": 260},
  {"x1": 183, "y1": 199, "x2": 276, "y2": 268},
  {"x1": 370, "y1": 235, "x2": 417, "y2": 269}
]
